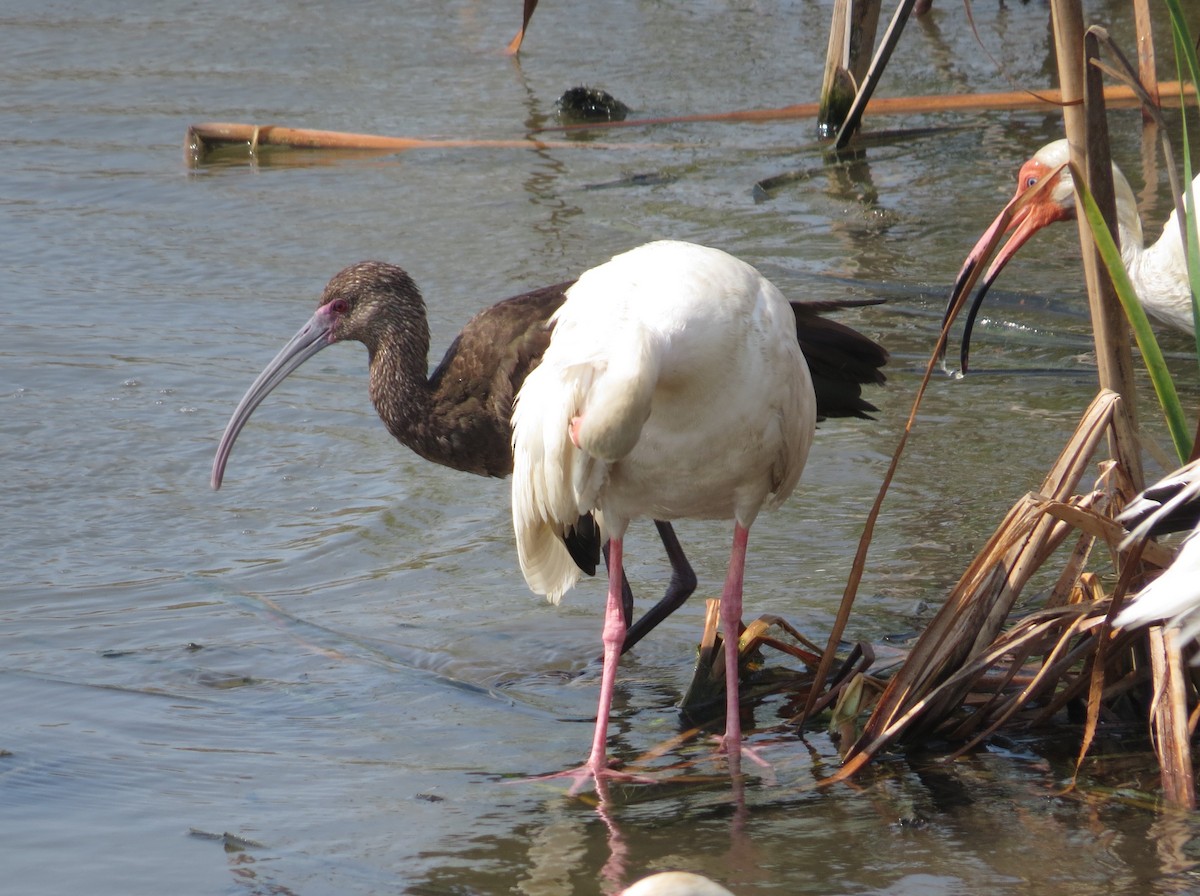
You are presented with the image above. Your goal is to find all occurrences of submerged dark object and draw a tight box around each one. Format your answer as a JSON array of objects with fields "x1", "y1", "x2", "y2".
[{"x1": 556, "y1": 87, "x2": 629, "y2": 124}]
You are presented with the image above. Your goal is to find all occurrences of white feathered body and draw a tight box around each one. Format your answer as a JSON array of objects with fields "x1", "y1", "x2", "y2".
[
  {"x1": 1032, "y1": 139, "x2": 1199, "y2": 334},
  {"x1": 511, "y1": 240, "x2": 816, "y2": 602},
  {"x1": 1127, "y1": 169, "x2": 1200, "y2": 334},
  {"x1": 1114, "y1": 532, "x2": 1200, "y2": 639},
  {"x1": 1115, "y1": 457, "x2": 1200, "y2": 639}
]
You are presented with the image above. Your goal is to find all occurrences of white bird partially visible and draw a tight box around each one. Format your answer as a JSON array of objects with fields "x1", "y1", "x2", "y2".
[
  {"x1": 511, "y1": 240, "x2": 816, "y2": 786},
  {"x1": 621, "y1": 872, "x2": 735, "y2": 896},
  {"x1": 1115, "y1": 458, "x2": 1200, "y2": 642},
  {"x1": 946, "y1": 138, "x2": 1200, "y2": 370}
]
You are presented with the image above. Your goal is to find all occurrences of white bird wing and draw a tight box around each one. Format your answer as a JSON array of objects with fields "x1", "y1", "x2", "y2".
[
  {"x1": 759, "y1": 275, "x2": 814, "y2": 512},
  {"x1": 1115, "y1": 458, "x2": 1200, "y2": 636},
  {"x1": 1118, "y1": 456, "x2": 1200, "y2": 547},
  {"x1": 1114, "y1": 529, "x2": 1200, "y2": 632},
  {"x1": 510, "y1": 238, "x2": 817, "y2": 598},
  {"x1": 511, "y1": 356, "x2": 595, "y2": 603},
  {"x1": 1136, "y1": 170, "x2": 1200, "y2": 334}
]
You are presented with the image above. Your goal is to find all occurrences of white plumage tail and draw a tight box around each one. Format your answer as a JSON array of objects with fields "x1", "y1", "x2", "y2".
[{"x1": 511, "y1": 356, "x2": 604, "y2": 603}]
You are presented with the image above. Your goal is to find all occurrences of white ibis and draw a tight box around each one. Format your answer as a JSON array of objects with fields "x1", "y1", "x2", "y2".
[
  {"x1": 621, "y1": 872, "x2": 735, "y2": 896},
  {"x1": 1114, "y1": 458, "x2": 1200, "y2": 641},
  {"x1": 212, "y1": 260, "x2": 887, "y2": 656},
  {"x1": 946, "y1": 138, "x2": 1199, "y2": 370},
  {"x1": 511, "y1": 240, "x2": 816, "y2": 784}
]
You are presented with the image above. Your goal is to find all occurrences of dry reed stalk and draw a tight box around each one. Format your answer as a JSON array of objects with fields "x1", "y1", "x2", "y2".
[
  {"x1": 828, "y1": 391, "x2": 1129, "y2": 782},
  {"x1": 184, "y1": 122, "x2": 673, "y2": 162},
  {"x1": 1133, "y1": 0, "x2": 1161, "y2": 118},
  {"x1": 1048, "y1": 2, "x2": 1142, "y2": 476},
  {"x1": 818, "y1": 0, "x2": 857, "y2": 136},
  {"x1": 1081, "y1": 29, "x2": 1144, "y2": 488},
  {"x1": 505, "y1": 0, "x2": 539, "y2": 55},
  {"x1": 1149, "y1": 625, "x2": 1197, "y2": 807}
]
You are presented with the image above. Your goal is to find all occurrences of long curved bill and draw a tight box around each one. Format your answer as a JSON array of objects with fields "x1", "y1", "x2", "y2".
[
  {"x1": 940, "y1": 160, "x2": 1069, "y2": 373},
  {"x1": 211, "y1": 305, "x2": 336, "y2": 490}
]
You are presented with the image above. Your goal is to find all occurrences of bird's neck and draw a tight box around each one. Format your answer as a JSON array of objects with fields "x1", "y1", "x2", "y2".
[
  {"x1": 1116, "y1": 221, "x2": 1146, "y2": 274},
  {"x1": 365, "y1": 321, "x2": 437, "y2": 451},
  {"x1": 1112, "y1": 168, "x2": 1146, "y2": 275},
  {"x1": 365, "y1": 322, "x2": 511, "y2": 475}
]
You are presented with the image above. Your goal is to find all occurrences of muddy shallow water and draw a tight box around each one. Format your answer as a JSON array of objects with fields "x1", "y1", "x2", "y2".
[{"x1": 5, "y1": 1, "x2": 1200, "y2": 893}]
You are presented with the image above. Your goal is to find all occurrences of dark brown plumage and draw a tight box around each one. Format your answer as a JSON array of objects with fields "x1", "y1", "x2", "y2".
[
  {"x1": 789, "y1": 299, "x2": 889, "y2": 421},
  {"x1": 324, "y1": 263, "x2": 572, "y2": 478}
]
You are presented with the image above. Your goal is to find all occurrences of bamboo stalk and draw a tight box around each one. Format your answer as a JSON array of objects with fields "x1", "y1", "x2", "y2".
[
  {"x1": 846, "y1": 0, "x2": 883, "y2": 89},
  {"x1": 1047, "y1": 5, "x2": 1143, "y2": 489},
  {"x1": 1133, "y1": 0, "x2": 1161, "y2": 119},
  {"x1": 818, "y1": 0, "x2": 855, "y2": 136},
  {"x1": 1083, "y1": 28, "x2": 1144, "y2": 489},
  {"x1": 818, "y1": 0, "x2": 883, "y2": 138},
  {"x1": 536, "y1": 82, "x2": 1196, "y2": 134},
  {"x1": 187, "y1": 81, "x2": 1200, "y2": 162},
  {"x1": 184, "y1": 122, "x2": 671, "y2": 161}
]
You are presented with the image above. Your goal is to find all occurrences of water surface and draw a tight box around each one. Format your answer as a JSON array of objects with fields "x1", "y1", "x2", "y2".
[{"x1": 4, "y1": 1, "x2": 1200, "y2": 893}]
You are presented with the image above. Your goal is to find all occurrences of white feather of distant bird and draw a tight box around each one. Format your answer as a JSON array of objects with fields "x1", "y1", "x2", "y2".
[
  {"x1": 1115, "y1": 458, "x2": 1200, "y2": 641},
  {"x1": 621, "y1": 871, "x2": 736, "y2": 896}
]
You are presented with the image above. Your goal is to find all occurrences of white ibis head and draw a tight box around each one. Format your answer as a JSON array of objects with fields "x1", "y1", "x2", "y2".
[{"x1": 943, "y1": 139, "x2": 1141, "y2": 371}]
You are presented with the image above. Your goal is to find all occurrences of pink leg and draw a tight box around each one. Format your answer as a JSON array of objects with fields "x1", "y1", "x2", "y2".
[
  {"x1": 529, "y1": 536, "x2": 655, "y2": 791},
  {"x1": 715, "y1": 523, "x2": 771, "y2": 775},
  {"x1": 584, "y1": 536, "x2": 627, "y2": 776},
  {"x1": 523, "y1": 537, "x2": 655, "y2": 792},
  {"x1": 720, "y1": 523, "x2": 750, "y2": 762}
]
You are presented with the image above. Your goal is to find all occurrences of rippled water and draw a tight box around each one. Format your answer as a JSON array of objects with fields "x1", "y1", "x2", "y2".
[{"x1": 5, "y1": 1, "x2": 1200, "y2": 893}]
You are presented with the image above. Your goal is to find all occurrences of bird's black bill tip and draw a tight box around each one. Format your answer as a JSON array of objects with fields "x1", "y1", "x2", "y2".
[
  {"x1": 958, "y1": 272, "x2": 1000, "y2": 375},
  {"x1": 938, "y1": 257, "x2": 980, "y2": 371}
]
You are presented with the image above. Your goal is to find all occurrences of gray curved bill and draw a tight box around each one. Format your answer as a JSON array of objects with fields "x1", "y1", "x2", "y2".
[{"x1": 211, "y1": 308, "x2": 334, "y2": 490}]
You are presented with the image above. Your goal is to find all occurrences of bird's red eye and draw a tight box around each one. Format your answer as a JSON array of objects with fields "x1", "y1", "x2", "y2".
[{"x1": 331, "y1": 298, "x2": 350, "y2": 314}]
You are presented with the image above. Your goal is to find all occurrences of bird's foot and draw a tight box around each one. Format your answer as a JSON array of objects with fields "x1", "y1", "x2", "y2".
[
  {"x1": 708, "y1": 735, "x2": 775, "y2": 782},
  {"x1": 721, "y1": 736, "x2": 772, "y2": 770},
  {"x1": 527, "y1": 761, "x2": 656, "y2": 796}
]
